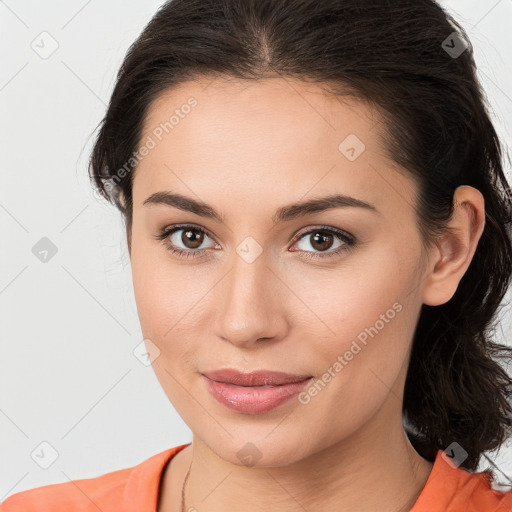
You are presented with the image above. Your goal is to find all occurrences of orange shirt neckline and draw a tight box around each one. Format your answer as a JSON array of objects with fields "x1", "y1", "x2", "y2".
[
  {"x1": 122, "y1": 442, "x2": 191, "y2": 511},
  {"x1": 120, "y1": 443, "x2": 511, "y2": 512},
  {"x1": 2, "y1": 443, "x2": 511, "y2": 511}
]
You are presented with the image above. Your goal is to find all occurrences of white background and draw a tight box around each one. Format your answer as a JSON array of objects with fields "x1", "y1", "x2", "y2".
[{"x1": 1, "y1": 0, "x2": 511, "y2": 500}]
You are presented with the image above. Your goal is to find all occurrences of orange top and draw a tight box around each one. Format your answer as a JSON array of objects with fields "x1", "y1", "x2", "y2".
[{"x1": 1, "y1": 443, "x2": 511, "y2": 511}]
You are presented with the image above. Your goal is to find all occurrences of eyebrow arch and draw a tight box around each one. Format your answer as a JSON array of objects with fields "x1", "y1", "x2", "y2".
[{"x1": 142, "y1": 191, "x2": 380, "y2": 224}]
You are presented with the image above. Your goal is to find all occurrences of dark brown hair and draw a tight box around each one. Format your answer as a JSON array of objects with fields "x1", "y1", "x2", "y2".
[{"x1": 89, "y1": 0, "x2": 512, "y2": 472}]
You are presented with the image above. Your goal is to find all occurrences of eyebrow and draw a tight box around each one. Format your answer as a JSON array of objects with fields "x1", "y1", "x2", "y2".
[{"x1": 142, "y1": 191, "x2": 380, "y2": 224}]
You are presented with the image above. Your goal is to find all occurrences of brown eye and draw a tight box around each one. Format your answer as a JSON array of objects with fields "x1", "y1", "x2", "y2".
[
  {"x1": 180, "y1": 228, "x2": 205, "y2": 249},
  {"x1": 154, "y1": 224, "x2": 218, "y2": 259},
  {"x1": 309, "y1": 231, "x2": 335, "y2": 251},
  {"x1": 291, "y1": 226, "x2": 356, "y2": 260}
]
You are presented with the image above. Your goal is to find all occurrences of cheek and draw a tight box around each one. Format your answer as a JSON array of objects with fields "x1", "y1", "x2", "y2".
[
  {"x1": 130, "y1": 233, "x2": 215, "y2": 354},
  {"x1": 299, "y1": 240, "x2": 416, "y2": 338},
  {"x1": 299, "y1": 241, "x2": 421, "y2": 393}
]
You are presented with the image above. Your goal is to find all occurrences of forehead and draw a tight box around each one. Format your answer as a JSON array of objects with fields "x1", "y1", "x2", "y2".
[
  {"x1": 142, "y1": 76, "x2": 383, "y2": 151},
  {"x1": 133, "y1": 76, "x2": 416, "y2": 218}
]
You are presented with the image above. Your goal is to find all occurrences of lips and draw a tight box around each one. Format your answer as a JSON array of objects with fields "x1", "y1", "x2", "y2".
[
  {"x1": 202, "y1": 369, "x2": 312, "y2": 387},
  {"x1": 202, "y1": 370, "x2": 313, "y2": 414}
]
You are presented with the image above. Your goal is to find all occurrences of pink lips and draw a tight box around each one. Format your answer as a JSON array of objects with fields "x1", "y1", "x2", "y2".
[{"x1": 202, "y1": 369, "x2": 313, "y2": 414}]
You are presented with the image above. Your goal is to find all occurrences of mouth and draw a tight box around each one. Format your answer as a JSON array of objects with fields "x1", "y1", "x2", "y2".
[
  {"x1": 201, "y1": 369, "x2": 313, "y2": 387},
  {"x1": 201, "y1": 369, "x2": 313, "y2": 414}
]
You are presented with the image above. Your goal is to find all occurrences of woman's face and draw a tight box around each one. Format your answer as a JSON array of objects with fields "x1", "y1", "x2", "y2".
[{"x1": 129, "y1": 77, "x2": 432, "y2": 466}]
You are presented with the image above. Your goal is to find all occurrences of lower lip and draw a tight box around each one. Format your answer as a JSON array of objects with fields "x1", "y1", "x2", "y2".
[{"x1": 202, "y1": 375, "x2": 312, "y2": 414}]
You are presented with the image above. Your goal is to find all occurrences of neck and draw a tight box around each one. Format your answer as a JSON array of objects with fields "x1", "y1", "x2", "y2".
[{"x1": 171, "y1": 409, "x2": 433, "y2": 512}]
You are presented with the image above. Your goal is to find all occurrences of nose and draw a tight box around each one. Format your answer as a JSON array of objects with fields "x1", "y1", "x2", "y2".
[{"x1": 213, "y1": 252, "x2": 288, "y2": 349}]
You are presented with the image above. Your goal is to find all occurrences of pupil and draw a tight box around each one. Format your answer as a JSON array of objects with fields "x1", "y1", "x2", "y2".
[
  {"x1": 312, "y1": 232, "x2": 332, "y2": 251},
  {"x1": 183, "y1": 229, "x2": 203, "y2": 249}
]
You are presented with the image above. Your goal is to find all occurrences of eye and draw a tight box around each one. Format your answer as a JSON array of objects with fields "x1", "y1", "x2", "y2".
[
  {"x1": 290, "y1": 226, "x2": 356, "y2": 260},
  {"x1": 154, "y1": 224, "x2": 219, "y2": 259},
  {"x1": 154, "y1": 224, "x2": 356, "y2": 261}
]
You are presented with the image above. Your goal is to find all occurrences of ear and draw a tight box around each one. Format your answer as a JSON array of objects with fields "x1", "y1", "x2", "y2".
[
  {"x1": 114, "y1": 186, "x2": 128, "y2": 211},
  {"x1": 422, "y1": 185, "x2": 486, "y2": 306},
  {"x1": 108, "y1": 186, "x2": 131, "y2": 257},
  {"x1": 117, "y1": 191, "x2": 132, "y2": 258}
]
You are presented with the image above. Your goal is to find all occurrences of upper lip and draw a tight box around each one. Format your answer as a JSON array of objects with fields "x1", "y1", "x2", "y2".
[{"x1": 202, "y1": 369, "x2": 312, "y2": 387}]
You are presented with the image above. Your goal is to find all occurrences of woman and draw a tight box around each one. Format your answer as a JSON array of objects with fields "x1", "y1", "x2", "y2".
[{"x1": 2, "y1": 0, "x2": 512, "y2": 510}]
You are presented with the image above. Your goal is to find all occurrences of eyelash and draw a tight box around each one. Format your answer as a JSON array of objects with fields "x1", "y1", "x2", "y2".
[{"x1": 153, "y1": 224, "x2": 356, "y2": 261}]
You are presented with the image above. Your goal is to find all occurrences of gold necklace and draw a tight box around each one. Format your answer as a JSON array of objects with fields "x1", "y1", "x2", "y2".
[
  {"x1": 181, "y1": 457, "x2": 192, "y2": 512},
  {"x1": 179, "y1": 457, "x2": 420, "y2": 512}
]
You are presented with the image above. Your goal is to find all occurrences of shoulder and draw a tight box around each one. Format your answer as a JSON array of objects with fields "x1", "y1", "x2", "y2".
[
  {"x1": 0, "y1": 467, "x2": 132, "y2": 512},
  {"x1": 412, "y1": 450, "x2": 512, "y2": 512},
  {"x1": 469, "y1": 473, "x2": 512, "y2": 511},
  {"x1": 0, "y1": 444, "x2": 189, "y2": 512},
  {"x1": 453, "y1": 471, "x2": 512, "y2": 512}
]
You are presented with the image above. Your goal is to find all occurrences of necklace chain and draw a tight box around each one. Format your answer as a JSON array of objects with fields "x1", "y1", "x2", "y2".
[
  {"x1": 178, "y1": 452, "x2": 422, "y2": 512},
  {"x1": 181, "y1": 456, "x2": 192, "y2": 512}
]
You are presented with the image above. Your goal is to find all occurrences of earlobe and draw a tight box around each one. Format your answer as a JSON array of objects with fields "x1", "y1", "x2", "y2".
[
  {"x1": 117, "y1": 188, "x2": 128, "y2": 212},
  {"x1": 422, "y1": 186, "x2": 486, "y2": 306}
]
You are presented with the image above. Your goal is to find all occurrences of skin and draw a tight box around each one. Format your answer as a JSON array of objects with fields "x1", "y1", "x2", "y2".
[{"x1": 125, "y1": 76, "x2": 485, "y2": 512}]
